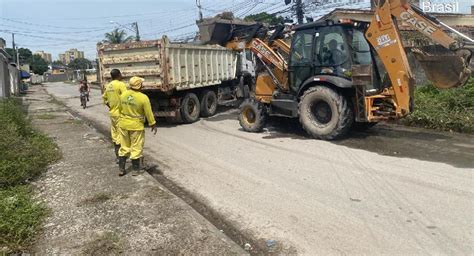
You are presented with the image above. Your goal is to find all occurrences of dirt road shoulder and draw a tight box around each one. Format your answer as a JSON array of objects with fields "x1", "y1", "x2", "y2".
[{"x1": 27, "y1": 85, "x2": 245, "y2": 254}]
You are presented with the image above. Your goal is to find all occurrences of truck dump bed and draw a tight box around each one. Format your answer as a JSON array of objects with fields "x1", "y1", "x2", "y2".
[{"x1": 97, "y1": 36, "x2": 237, "y2": 92}]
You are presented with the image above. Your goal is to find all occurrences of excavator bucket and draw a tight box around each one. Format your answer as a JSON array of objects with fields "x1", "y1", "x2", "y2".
[{"x1": 412, "y1": 45, "x2": 472, "y2": 89}]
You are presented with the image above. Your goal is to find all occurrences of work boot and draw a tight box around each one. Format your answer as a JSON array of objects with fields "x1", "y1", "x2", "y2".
[
  {"x1": 114, "y1": 144, "x2": 121, "y2": 164},
  {"x1": 131, "y1": 159, "x2": 141, "y2": 176},
  {"x1": 118, "y1": 156, "x2": 127, "y2": 176}
]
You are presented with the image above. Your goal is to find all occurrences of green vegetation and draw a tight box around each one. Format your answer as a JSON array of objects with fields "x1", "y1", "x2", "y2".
[
  {"x1": 244, "y1": 12, "x2": 285, "y2": 25},
  {"x1": 30, "y1": 55, "x2": 49, "y2": 75},
  {"x1": 102, "y1": 28, "x2": 134, "y2": 44},
  {"x1": 0, "y1": 186, "x2": 47, "y2": 251},
  {"x1": 83, "y1": 232, "x2": 123, "y2": 255},
  {"x1": 5, "y1": 48, "x2": 49, "y2": 75},
  {"x1": 68, "y1": 58, "x2": 92, "y2": 71},
  {"x1": 78, "y1": 192, "x2": 112, "y2": 207},
  {"x1": 0, "y1": 99, "x2": 61, "y2": 252},
  {"x1": 403, "y1": 78, "x2": 474, "y2": 133}
]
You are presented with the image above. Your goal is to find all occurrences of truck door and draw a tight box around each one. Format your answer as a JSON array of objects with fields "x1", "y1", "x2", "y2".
[{"x1": 289, "y1": 29, "x2": 315, "y2": 94}]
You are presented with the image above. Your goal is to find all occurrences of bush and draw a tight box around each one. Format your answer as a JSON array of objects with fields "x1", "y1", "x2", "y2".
[
  {"x1": 0, "y1": 99, "x2": 61, "y2": 187},
  {"x1": 403, "y1": 78, "x2": 474, "y2": 133},
  {"x1": 0, "y1": 99, "x2": 60, "y2": 252},
  {"x1": 0, "y1": 186, "x2": 47, "y2": 251}
]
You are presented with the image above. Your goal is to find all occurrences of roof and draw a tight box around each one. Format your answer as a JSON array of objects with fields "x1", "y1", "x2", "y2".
[{"x1": 316, "y1": 8, "x2": 474, "y2": 27}]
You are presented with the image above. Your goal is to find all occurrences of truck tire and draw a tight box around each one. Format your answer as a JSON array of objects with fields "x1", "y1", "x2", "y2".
[
  {"x1": 299, "y1": 86, "x2": 353, "y2": 140},
  {"x1": 200, "y1": 90, "x2": 218, "y2": 117},
  {"x1": 239, "y1": 99, "x2": 267, "y2": 133},
  {"x1": 181, "y1": 93, "x2": 201, "y2": 123}
]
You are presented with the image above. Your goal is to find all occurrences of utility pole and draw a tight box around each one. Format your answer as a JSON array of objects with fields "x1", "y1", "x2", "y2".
[
  {"x1": 296, "y1": 0, "x2": 304, "y2": 25},
  {"x1": 196, "y1": 0, "x2": 203, "y2": 21},
  {"x1": 16, "y1": 46, "x2": 20, "y2": 67},
  {"x1": 284, "y1": 0, "x2": 304, "y2": 24},
  {"x1": 12, "y1": 33, "x2": 16, "y2": 63},
  {"x1": 134, "y1": 22, "x2": 140, "y2": 41}
]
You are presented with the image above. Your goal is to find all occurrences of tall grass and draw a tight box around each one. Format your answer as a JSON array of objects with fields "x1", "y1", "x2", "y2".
[
  {"x1": 404, "y1": 78, "x2": 474, "y2": 133},
  {"x1": 0, "y1": 99, "x2": 61, "y2": 252}
]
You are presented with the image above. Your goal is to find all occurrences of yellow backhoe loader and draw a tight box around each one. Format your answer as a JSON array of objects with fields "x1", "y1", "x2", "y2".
[{"x1": 200, "y1": 0, "x2": 473, "y2": 140}]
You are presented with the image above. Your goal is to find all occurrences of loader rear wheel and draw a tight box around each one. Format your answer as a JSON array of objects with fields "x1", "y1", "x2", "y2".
[
  {"x1": 299, "y1": 86, "x2": 353, "y2": 140},
  {"x1": 181, "y1": 93, "x2": 200, "y2": 123},
  {"x1": 239, "y1": 99, "x2": 267, "y2": 133},
  {"x1": 200, "y1": 90, "x2": 218, "y2": 117}
]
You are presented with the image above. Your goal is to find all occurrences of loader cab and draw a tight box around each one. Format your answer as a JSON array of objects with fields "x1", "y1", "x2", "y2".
[{"x1": 289, "y1": 21, "x2": 374, "y2": 94}]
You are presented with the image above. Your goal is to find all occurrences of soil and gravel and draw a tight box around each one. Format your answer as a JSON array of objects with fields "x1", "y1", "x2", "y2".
[{"x1": 26, "y1": 85, "x2": 245, "y2": 254}]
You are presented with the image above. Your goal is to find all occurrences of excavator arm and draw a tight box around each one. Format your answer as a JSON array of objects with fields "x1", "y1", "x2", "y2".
[{"x1": 364, "y1": 0, "x2": 472, "y2": 121}]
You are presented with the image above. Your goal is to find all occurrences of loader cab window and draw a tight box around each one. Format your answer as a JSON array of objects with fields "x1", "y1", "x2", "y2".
[
  {"x1": 291, "y1": 31, "x2": 314, "y2": 65},
  {"x1": 314, "y1": 26, "x2": 351, "y2": 77},
  {"x1": 289, "y1": 29, "x2": 315, "y2": 93},
  {"x1": 348, "y1": 28, "x2": 371, "y2": 65}
]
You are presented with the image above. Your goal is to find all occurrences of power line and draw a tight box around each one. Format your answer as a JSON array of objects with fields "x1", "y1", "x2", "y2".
[
  {"x1": 38, "y1": 8, "x2": 196, "y2": 21},
  {"x1": 0, "y1": 24, "x2": 112, "y2": 35},
  {"x1": 0, "y1": 17, "x2": 110, "y2": 30}
]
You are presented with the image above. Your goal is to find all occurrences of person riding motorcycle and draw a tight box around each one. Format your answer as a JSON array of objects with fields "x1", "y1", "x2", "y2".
[{"x1": 79, "y1": 80, "x2": 90, "y2": 102}]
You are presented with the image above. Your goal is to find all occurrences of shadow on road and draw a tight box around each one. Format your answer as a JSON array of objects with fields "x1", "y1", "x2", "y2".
[{"x1": 208, "y1": 111, "x2": 473, "y2": 169}]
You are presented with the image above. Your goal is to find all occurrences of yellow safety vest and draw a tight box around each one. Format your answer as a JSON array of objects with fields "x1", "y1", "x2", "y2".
[
  {"x1": 102, "y1": 80, "x2": 128, "y2": 117},
  {"x1": 119, "y1": 90, "x2": 156, "y2": 131}
]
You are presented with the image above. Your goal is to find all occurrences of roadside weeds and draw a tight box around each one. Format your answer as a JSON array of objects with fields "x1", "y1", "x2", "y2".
[{"x1": 0, "y1": 98, "x2": 61, "y2": 253}]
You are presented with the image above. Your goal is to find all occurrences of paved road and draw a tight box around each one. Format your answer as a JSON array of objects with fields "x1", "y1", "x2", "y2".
[{"x1": 45, "y1": 82, "x2": 473, "y2": 255}]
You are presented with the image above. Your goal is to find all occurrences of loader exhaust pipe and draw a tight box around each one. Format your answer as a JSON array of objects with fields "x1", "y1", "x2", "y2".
[{"x1": 412, "y1": 45, "x2": 472, "y2": 89}]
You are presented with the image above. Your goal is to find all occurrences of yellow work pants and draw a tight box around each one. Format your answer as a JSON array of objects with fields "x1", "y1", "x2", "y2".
[
  {"x1": 118, "y1": 129, "x2": 145, "y2": 160},
  {"x1": 110, "y1": 116, "x2": 121, "y2": 145}
]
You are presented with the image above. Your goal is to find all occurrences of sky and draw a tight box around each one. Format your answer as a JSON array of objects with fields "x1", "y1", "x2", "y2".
[
  {"x1": 0, "y1": 0, "x2": 307, "y2": 60},
  {"x1": 0, "y1": 0, "x2": 370, "y2": 60}
]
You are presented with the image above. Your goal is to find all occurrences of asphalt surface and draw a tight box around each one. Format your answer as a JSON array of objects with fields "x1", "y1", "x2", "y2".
[{"x1": 45, "y1": 82, "x2": 474, "y2": 255}]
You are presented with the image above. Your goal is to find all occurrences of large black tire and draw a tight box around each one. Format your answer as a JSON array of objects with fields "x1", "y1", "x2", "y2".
[
  {"x1": 200, "y1": 90, "x2": 218, "y2": 117},
  {"x1": 180, "y1": 93, "x2": 201, "y2": 123},
  {"x1": 353, "y1": 122, "x2": 378, "y2": 131},
  {"x1": 299, "y1": 86, "x2": 353, "y2": 140},
  {"x1": 239, "y1": 99, "x2": 267, "y2": 133}
]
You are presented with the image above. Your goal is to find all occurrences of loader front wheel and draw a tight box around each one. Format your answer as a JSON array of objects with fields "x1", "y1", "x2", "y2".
[
  {"x1": 299, "y1": 86, "x2": 353, "y2": 140},
  {"x1": 181, "y1": 93, "x2": 201, "y2": 123},
  {"x1": 239, "y1": 99, "x2": 267, "y2": 133}
]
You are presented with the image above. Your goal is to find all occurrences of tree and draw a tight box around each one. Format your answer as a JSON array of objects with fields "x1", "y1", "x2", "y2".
[
  {"x1": 4, "y1": 47, "x2": 33, "y2": 64},
  {"x1": 244, "y1": 12, "x2": 285, "y2": 25},
  {"x1": 5, "y1": 48, "x2": 14, "y2": 60},
  {"x1": 30, "y1": 55, "x2": 49, "y2": 75},
  {"x1": 68, "y1": 58, "x2": 92, "y2": 70},
  {"x1": 52, "y1": 60, "x2": 65, "y2": 66},
  {"x1": 102, "y1": 28, "x2": 134, "y2": 44}
]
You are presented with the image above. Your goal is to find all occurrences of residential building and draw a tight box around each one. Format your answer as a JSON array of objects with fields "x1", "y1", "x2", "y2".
[
  {"x1": 0, "y1": 37, "x2": 20, "y2": 97},
  {"x1": 34, "y1": 51, "x2": 52, "y2": 63},
  {"x1": 58, "y1": 49, "x2": 85, "y2": 65},
  {"x1": 58, "y1": 53, "x2": 66, "y2": 64},
  {"x1": 316, "y1": 8, "x2": 474, "y2": 45}
]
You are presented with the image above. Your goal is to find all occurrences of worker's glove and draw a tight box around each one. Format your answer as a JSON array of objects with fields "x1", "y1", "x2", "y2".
[{"x1": 151, "y1": 125, "x2": 157, "y2": 135}]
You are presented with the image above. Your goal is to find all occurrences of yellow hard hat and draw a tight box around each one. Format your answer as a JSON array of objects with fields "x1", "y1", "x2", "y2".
[{"x1": 129, "y1": 76, "x2": 145, "y2": 90}]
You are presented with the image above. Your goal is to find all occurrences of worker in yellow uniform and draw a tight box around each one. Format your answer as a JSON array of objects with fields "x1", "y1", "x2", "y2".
[
  {"x1": 118, "y1": 76, "x2": 157, "y2": 176},
  {"x1": 102, "y1": 69, "x2": 128, "y2": 163}
]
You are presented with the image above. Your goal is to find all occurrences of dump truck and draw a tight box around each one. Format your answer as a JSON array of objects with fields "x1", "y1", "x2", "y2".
[{"x1": 97, "y1": 36, "x2": 255, "y2": 123}]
